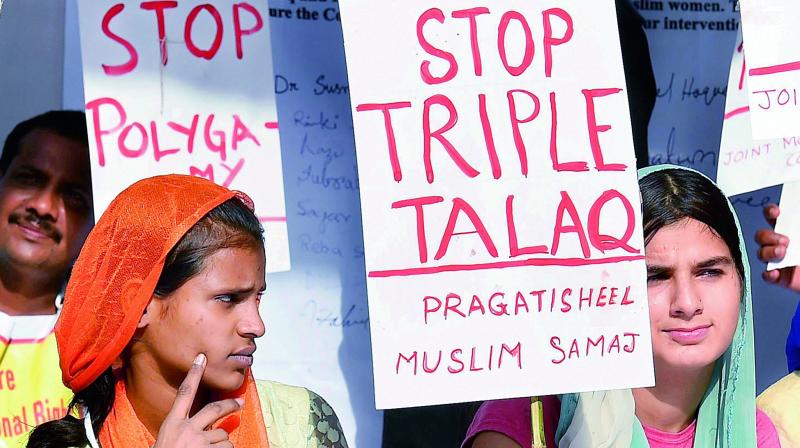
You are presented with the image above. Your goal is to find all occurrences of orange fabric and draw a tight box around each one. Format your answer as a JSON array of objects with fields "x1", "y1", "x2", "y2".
[
  {"x1": 55, "y1": 174, "x2": 268, "y2": 446},
  {"x1": 56, "y1": 174, "x2": 235, "y2": 391},
  {"x1": 99, "y1": 371, "x2": 269, "y2": 448}
]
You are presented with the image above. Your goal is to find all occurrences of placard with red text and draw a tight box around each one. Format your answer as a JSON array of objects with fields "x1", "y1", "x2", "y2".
[
  {"x1": 716, "y1": 34, "x2": 800, "y2": 197},
  {"x1": 77, "y1": 0, "x2": 289, "y2": 272},
  {"x1": 341, "y1": 0, "x2": 654, "y2": 408},
  {"x1": 740, "y1": 0, "x2": 800, "y2": 140}
]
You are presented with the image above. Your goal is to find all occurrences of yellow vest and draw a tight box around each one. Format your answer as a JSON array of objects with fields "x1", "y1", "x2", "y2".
[
  {"x1": 0, "y1": 311, "x2": 72, "y2": 448},
  {"x1": 757, "y1": 371, "x2": 800, "y2": 448}
]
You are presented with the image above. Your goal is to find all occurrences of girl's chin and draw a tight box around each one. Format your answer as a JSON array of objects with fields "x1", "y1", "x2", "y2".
[
  {"x1": 203, "y1": 369, "x2": 247, "y2": 392},
  {"x1": 655, "y1": 351, "x2": 722, "y2": 372}
]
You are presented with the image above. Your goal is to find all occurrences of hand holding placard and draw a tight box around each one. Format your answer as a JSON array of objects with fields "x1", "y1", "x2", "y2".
[{"x1": 765, "y1": 182, "x2": 800, "y2": 273}]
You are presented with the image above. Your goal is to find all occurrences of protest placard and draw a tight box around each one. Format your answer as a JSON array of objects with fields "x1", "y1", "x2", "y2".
[
  {"x1": 768, "y1": 180, "x2": 800, "y2": 271},
  {"x1": 341, "y1": 0, "x2": 654, "y2": 408},
  {"x1": 77, "y1": 1, "x2": 289, "y2": 272},
  {"x1": 740, "y1": 0, "x2": 800, "y2": 140},
  {"x1": 716, "y1": 34, "x2": 800, "y2": 197}
]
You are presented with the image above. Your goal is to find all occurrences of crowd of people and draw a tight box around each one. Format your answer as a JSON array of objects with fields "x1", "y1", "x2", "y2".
[
  {"x1": 1, "y1": 3, "x2": 799, "y2": 448},
  {"x1": 0, "y1": 106, "x2": 797, "y2": 448}
]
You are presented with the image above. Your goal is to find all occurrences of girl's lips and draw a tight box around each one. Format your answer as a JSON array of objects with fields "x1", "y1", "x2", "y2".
[
  {"x1": 664, "y1": 325, "x2": 711, "y2": 345},
  {"x1": 227, "y1": 354, "x2": 253, "y2": 368}
]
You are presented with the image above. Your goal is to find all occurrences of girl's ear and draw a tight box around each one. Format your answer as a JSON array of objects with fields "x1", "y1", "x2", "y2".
[{"x1": 138, "y1": 298, "x2": 160, "y2": 329}]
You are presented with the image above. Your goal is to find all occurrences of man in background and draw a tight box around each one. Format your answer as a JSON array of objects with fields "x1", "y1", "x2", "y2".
[{"x1": 0, "y1": 111, "x2": 93, "y2": 447}]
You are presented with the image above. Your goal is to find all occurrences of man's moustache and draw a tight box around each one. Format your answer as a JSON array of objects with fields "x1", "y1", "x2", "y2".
[{"x1": 10, "y1": 213, "x2": 61, "y2": 242}]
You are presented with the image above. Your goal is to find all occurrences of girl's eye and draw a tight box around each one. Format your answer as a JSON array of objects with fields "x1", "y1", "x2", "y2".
[
  {"x1": 698, "y1": 269, "x2": 724, "y2": 278},
  {"x1": 215, "y1": 294, "x2": 237, "y2": 304},
  {"x1": 646, "y1": 271, "x2": 668, "y2": 283}
]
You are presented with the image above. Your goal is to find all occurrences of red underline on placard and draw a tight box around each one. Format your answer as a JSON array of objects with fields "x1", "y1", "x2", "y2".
[
  {"x1": 258, "y1": 216, "x2": 287, "y2": 223},
  {"x1": 367, "y1": 255, "x2": 646, "y2": 278},
  {"x1": 724, "y1": 105, "x2": 750, "y2": 120},
  {"x1": 749, "y1": 61, "x2": 800, "y2": 76}
]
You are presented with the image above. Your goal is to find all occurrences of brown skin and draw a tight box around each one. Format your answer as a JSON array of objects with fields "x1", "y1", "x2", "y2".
[
  {"x1": 152, "y1": 354, "x2": 243, "y2": 448},
  {"x1": 128, "y1": 246, "x2": 266, "y2": 443},
  {"x1": 0, "y1": 129, "x2": 92, "y2": 315},
  {"x1": 755, "y1": 204, "x2": 800, "y2": 291},
  {"x1": 472, "y1": 431, "x2": 521, "y2": 448}
]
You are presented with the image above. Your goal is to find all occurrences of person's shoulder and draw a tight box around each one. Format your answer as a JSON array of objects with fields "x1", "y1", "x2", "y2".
[
  {"x1": 255, "y1": 379, "x2": 310, "y2": 402},
  {"x1": 255, "y1": 380, "x2": 348, "y2": 448},
  {"x1": 462, "y1": 398, "x2": 533, "y2": 448},
  {"x1": 757, "y1": 371, "x2": 800, "y2": 448}
]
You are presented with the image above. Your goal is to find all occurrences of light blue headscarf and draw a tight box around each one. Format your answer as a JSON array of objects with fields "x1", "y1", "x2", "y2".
[{"x1": 555, "y1": 165, "x2": 757, "y2": 448}]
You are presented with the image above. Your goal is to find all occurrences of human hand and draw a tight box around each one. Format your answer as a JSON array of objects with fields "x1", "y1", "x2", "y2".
[
  {"x1": 153, "y1": 353, "x2": 242, "y2": 448},
  {"x1": 755, "y1": 204, "x2": 800, "y2": 292}
]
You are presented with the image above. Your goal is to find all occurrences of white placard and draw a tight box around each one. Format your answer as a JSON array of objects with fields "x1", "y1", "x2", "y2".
[
  {"x1": 768, "y1": 180, "x2": 800, "y2": 270},
  {"x1": 716, "y1": 34, "x2": 800, "y2": 197},
  {"x1": 740, "y1": 0, "x2": 800, "y2": 140},
  {"x1": 341, "y1": 0, "x2": 654, "y2": 409},
  {"x1": 77, "y1": 1, "x2": 290, "y2": 272}
]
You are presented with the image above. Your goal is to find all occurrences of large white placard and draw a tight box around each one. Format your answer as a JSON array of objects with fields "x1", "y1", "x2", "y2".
[
  {"x1": 341, "y1": 0, "x2": 654, "y2": 409},
  {"x1": 716, "y1": 34, "x2": 800, "y2": 197},
  {"x1": 740, "y1": 0, "x2": 800, "y2": 140},
  {"x1": 78, "y1": 1, "x2": 290, "y2": 272}
]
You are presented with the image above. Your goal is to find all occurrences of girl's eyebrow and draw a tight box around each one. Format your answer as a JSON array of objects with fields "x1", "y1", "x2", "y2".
[
  {"x1": 216, "y1": 284, "x2": 265, "y2": 295},
  {"x1": 695, "y1": 256, "x2": 733, "y2": 269},
  {"x1": 646, "y1": 265, "x2": 671, "y2": 275}
]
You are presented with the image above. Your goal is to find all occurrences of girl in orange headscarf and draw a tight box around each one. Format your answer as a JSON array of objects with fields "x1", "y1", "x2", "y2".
[{"x1": 27, "y1": 175, "x2": 347, "y2": 448}]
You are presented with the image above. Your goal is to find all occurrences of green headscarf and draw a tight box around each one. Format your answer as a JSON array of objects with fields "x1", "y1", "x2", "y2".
[{"x1": 555, "y1": 164, "x2": 757, "y2": 447}]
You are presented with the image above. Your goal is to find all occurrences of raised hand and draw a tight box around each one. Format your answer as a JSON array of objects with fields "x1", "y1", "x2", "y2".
[
  {"x1": 755, "y1": 204, "x2": 800, "y2": 292},
  {"x1": 153, "y1": 353, "x2": 242, "y2": 448}
]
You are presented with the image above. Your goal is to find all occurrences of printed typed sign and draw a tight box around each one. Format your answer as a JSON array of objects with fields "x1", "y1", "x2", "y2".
[
  {"x1": 340, "y1": 0, "x2": 654, "y2": 408},
  {"x1": 717, "y1": 34, "x2": 800, "y2": 197},
  {"x1": 78, "y1": 1, "x2": 290, "y2": 272},
  {"x1": 740, "y1": 0, "x2": 800, "y2": 140}
]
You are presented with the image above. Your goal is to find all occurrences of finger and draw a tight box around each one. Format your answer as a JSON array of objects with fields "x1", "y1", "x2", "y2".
[
  {"x1": 763, "y1": 203, "x2": 780, "y2": 227},
  {"x1": 758, "y1": 245, "x2": 787, "y2": 262},
  {"x1": 168, "y1": 353, "x2": 206, "y2": 419},
  {"x1": 205, "y1": 428, "x2": 229, "y2": 444},
  {"x1": 190, "y1": 398, "x2": 243, "y2": 429},
  {"x1": 754, "y1": 228, "x2": 789, "y2": 247},
  {"x1": 763, "y1": 269, "x2": 781, "y2": 283}
]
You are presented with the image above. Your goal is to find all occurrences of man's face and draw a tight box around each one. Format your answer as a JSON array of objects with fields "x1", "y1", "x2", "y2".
[{"x1": 0, "y1": 129, "x2": 93, "y2": 276}]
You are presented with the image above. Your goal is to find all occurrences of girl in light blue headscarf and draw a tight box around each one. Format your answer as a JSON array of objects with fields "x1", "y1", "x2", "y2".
[{"x1": 464, "y1": 165, "x2": 780, "y2": 448}]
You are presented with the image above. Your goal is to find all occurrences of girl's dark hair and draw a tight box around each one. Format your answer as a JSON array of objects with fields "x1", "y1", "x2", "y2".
[
  {"x1": 640, "y1": 168, "x2": 744, "y2": 281},
  {"x1": 27, "y1": 197, "x2": 263, "y2": 447}
]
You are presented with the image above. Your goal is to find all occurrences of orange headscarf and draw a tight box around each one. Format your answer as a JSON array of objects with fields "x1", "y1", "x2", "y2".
[{"x1": 55, "y1": 174, "x2": 268, "y2": 447}]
